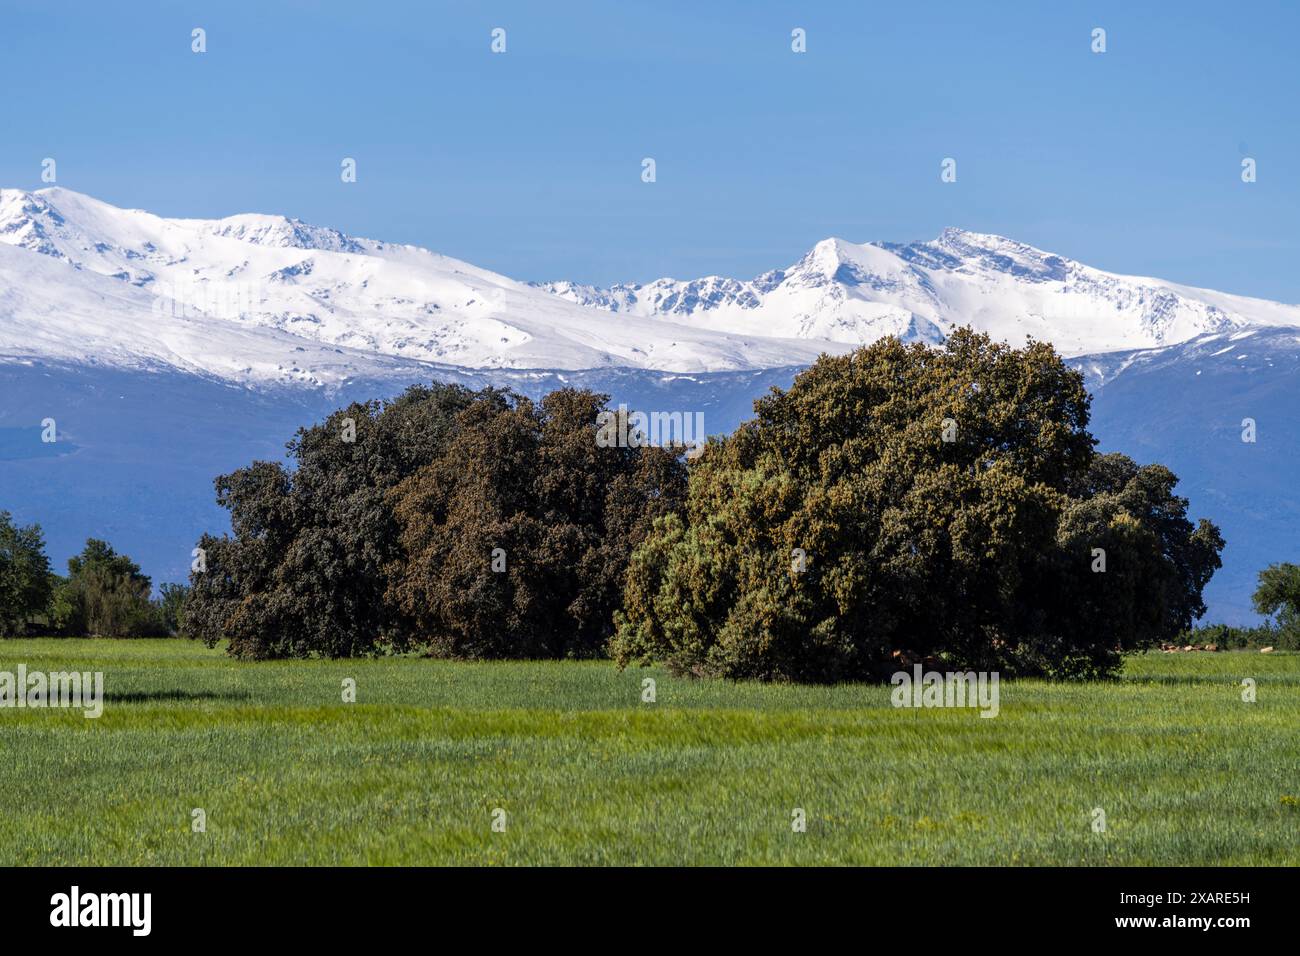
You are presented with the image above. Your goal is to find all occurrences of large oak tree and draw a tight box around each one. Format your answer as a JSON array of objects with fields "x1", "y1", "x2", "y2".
[
  {"x1": 186, "y1": 383, "x2": 482, "y2": 658},
  {"x1": 612, "y1": 330, "x2": 1223, "y2": 681}
]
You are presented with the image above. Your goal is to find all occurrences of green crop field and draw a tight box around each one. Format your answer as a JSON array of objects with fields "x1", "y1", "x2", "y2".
[{"x1": 0, "y1": 639, "x2": 1296, "y2": 866}]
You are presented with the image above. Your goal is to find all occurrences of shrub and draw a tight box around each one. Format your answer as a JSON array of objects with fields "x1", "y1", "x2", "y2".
[{"x1": 1180, "y1": 622, "x2": 1288, "y2": 650}]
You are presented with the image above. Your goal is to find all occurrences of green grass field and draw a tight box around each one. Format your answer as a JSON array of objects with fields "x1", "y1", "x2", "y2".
[{"x1": 0, "y1": 639, "x2": 1296, "y2": 865}]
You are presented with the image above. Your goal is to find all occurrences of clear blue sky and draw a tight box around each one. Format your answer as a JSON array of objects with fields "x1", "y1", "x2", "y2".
[{"x1": 2, "y1": 0, "x2": 1297, "y2": 296}]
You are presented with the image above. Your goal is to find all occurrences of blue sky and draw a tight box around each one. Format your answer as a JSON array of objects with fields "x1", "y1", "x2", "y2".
[{"x1": 2, "y1": 0, "x2": 1297, "y2": 296}]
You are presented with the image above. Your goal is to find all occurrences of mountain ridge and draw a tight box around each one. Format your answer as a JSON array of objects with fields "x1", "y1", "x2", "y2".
[
  {"x1": 540, "y1": 227, "x2": 1300, "y2": 358},
  {"x1": 6, "y1": 188, "x2": 1300, "y2": 386},
  {"x1": 0, "y1": 186, "x2": 843, "y2": 382}
]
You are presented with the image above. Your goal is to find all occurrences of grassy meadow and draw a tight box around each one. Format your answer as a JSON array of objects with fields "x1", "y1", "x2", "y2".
[{"x1": 0, "y1": 638, "x2": 1296, "y2": 865}]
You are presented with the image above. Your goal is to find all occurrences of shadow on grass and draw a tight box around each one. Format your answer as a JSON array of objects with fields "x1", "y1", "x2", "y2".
[
  {"x1": 104, "y1": 689, "x2": 254, "y2": 703},
  {"x1": 1124, "y1": 674, "x2": 1300, "y2": 687}
]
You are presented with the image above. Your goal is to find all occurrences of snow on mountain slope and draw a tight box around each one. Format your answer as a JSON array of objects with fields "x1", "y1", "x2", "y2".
[
  {"x1": 8, "y1": 187, "x2": 1300, "y2": 384},
  {"x1": 540, "y1": 229, "x2": 1300, "y2": 357},
  {"x1": 0, "y1": 239, "x2": 446, "y2": 388},
  {"x1": 0, "y1": 187, "x2": 842, "y2": 381}
]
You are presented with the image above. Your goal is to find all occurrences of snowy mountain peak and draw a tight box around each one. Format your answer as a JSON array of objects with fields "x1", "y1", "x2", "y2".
[
  {"x1": 0, "y1": 188, "x2": 68, "y2": 258},
  {"x1": 805, "y1": 236, "x2": 860, "y2": 270},
  {"x1": 546, "y1": 230, "x2": 1300, "y2": 357},
  {"x1": 800, "y1": 236, "x2": 909, "y2": 282},
  {"x1": 2, "y1": 186, "x2": 372, "y2": 263},
  {"x1": 0, "y1": 187, "x2": 839, "y2": 386},
  {"x1": 3, "y1": 187, "x2": 1300, "y2": 390},
  {"x1": 193, "y1": 212, "x2": 369, "y2": 254},
  {"x1": 912, "y1": 227, "x2": 1070, "y2": 281}
]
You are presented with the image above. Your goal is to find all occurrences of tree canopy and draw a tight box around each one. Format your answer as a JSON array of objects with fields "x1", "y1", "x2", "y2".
[
  {"x1": 386, "y1": 387, "x2": 686, "y2": 658},
  {"x1": 185, "y1": 336, "x2": 1226, "y2": 677},
  {"x1": 186, "y1": 383, "x2": 686, "y2": 659},
  {"x1": 0, "y1": 511, "x2": 52, "y2": 635},
  {"x1": 185, "y1": 382, "x2": 482, "y2": 658},
  {"x1": 55, "y1": 538, "x2": 162, "y2": 637},
  {"x1": 1252, "y1": 562, "x2": 1300, "y2": 641},
  {"x1": 612, "y1": 330, "x2": 1223, "y2": 681}
]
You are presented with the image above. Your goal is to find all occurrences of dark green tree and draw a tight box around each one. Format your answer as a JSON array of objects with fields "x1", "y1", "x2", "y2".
[
  {"x1": 1025, "y1": 453, "x2": 1224, "y2": 677},
  {"x1": 386, "y1": 388, "x2": 687, "y2": 659},
  {"x1": 0, "y1": 511, "x2": 52, "y2": 636},
  {"x1": 613, "y1": 330, "x2": 1223, "y2": 681},
  {"x1": 190, "y1": 382, "x2": 687, "y2": 660},
  {"x1": 59, "y1": 539, "x2": 160, "y2": 637},
  {"x1": 1252, "y1": 562, "x2": 1300, "y2": 642},
  {"x1": 186, "y1": 382, "x2": 482, "y2": 658}
]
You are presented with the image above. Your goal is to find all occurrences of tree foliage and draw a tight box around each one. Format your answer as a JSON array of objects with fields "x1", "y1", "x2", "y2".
[
  {"x1": 156, "y1": 582, "x2": 190, "y2": 636},
  {"x1": 1253, "y1": 562, "x2": 1300, "y2": 641},
  {"x1": 186, "y1": 383, "x2": 686, "y2": 659},
  {"x1": 612, "y1": 330, "x2": 1223, "y2": 681},
  {"x1": 386, "y1": 388, "x2": 686, "y2": 658},
  {"x1": 186, "y1": 382, "x2": 481, "y2": 658},
  {"x1": 56, "y1": 538, "x2": 163, "y2": 637},
  {"x1": 0, "y1": 511, "x2": 52, "y2": 635},
  {"x1": 1046, "y1": 454, "x2": 1224, "y2": 674}
]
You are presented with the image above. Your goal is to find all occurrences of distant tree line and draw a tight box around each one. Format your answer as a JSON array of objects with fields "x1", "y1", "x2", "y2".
[
  {"x1": 0, "y1": 516, "x2": 187, "y2": 637},
  {"x1": 1183, "y1": 563, "x2": 1300, "y2": 650}
]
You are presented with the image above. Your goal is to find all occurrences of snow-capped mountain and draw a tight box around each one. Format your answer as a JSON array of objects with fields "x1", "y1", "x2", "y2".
[
  {"x1": 7, "y1": 188, "x2": 1300, "y2": 388},
  {"x1": 0, "y1": 187, "x2": 841, "y2": 384},
  {"x1": 542, "y1": 229, "x2": 1300, "y2": 357}
]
